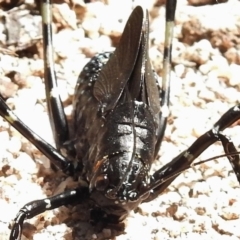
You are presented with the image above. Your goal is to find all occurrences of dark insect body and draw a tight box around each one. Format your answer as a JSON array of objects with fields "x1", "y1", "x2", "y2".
[{"x1": 0, "y1": 0, "x2": 240, "y2": 239}]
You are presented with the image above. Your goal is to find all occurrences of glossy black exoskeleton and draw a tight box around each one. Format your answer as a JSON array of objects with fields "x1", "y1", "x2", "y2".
[{"x1": 72, "y1": 7, "x2": 163, "y2": 220}]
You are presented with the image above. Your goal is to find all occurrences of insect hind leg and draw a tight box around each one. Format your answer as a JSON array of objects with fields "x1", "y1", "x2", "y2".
[
  {"x1": 213, "y1": 105, "x2": 240, "y2": 182},
  {"x1": 41, "y1": 0, "x2": 71, "y2": 155},
  {"x1": 154, "y1": 0, "x2": 177, "y2": 157},
  {"x1": 144, "y1": 104, "x2": 240, "y2": 202}
]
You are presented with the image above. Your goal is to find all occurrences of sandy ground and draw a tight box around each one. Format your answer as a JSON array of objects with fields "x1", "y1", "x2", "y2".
[{"x1": 1, "y1": 0, "x2": 240, "y2": 239}]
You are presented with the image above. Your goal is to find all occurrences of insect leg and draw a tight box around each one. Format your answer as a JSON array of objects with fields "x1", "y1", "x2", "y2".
[
  {"x1": 213, "y1": 105, "x2": 240, "y2": 182},
  {"x1": 0, "y1": 1, "x2": 76, "y2": 174},
  {"x1": 0, "y1": 97, "x2": 75, "y2": 175},
  {"x1": 217, "y1": 133, "x2": 240, "y2": 181},
  {"x1": 41, "y1": 0, "x2": 70, "y2": 153},
  {"x1": 9, "y1": 186, "x2": 89, "y2": 240},
  {"x1": 155, "y1": 0, "x2": 177, "y2": 157},
  {"x1": 144, "y1": 104, "x2": 240, "y2": 202}
]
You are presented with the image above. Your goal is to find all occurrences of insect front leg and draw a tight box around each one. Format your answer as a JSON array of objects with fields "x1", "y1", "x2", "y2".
[
  {"x1": 10, "y1": 186, "x2": 89, "y2": 240},
  {"x1": 144, "y1": 104, "x2": 240, "y2": 202}
]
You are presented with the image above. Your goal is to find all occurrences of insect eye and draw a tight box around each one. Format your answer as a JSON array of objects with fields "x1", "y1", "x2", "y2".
[{"x1": 95, "y1": 175, "x2": 109, "y2": 191}]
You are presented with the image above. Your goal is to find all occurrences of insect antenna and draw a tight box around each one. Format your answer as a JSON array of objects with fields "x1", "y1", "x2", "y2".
[
  {"x1": 138, "y1": 150, "x2": 240, "y2": 200},
  {"x1": 192, "y1": 151, "x2": 240, "y2": 167},
  {"x1": 184, "y1": 150, "x2": 240, "y2": 183}
]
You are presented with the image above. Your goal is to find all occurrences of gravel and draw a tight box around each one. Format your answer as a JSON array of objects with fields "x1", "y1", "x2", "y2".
[{"x1": 1, "y1": 0, "x2": 240, "y2": 239}]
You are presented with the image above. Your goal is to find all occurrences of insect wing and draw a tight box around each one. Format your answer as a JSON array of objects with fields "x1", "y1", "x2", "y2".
[
  {"x1": 128, "y1": 10, "x2": 160, "y2": 122},
  {"x1": 145, "y1": 55, "x2": 160, "y2": 122},
  {"x1": 93, "y1": 6, "x2": 144, "y2": 114},
  {"x1": 127, "y1": 15, "x2": 146, "y2": 102},
  {"x1": 144, "y1": 14, "x2": 160, "y2": 121}
]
